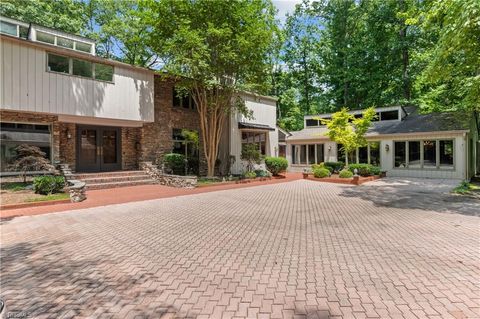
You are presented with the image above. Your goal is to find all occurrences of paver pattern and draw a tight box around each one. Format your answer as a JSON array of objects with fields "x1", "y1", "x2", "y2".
[{"x1": 1, "y1": 180, "x2": 479, "y2": 318}]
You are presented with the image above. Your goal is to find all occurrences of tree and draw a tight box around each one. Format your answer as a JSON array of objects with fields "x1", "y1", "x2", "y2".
[
  {"x1": 412, "y1": 0, "x2": 480, "y2": 114},
  {"x1": 0, "y1": 0, "x2": 87, "y2": 34},
  {"x1": 320, "y1": 107, "x2": 377, "y2": 167},
  {"x1": 8, "y1": 145, "x2": 55, "y2": 183},
  {"x1": 241, "y1": 144, "x2": 263, "y2": 172},
  {"x1": 148, "y1": 0, "x2": 278, "y2": 177}
]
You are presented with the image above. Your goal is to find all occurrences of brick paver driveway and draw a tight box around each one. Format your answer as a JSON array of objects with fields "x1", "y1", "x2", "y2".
[{"x1": 1, "y1": 180, "x2": 479, "y2": 318}]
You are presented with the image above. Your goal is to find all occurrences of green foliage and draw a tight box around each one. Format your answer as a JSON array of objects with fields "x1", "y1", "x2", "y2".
[
  {"x1": 244, "y1": 171, "x2": 257, "y2": 179},
  {"x1": 33, "y1": 175, "x2": 65, "y2": 195},
  {"x1": 313, "y1": 167, "x2": 330, "y2": 178},
  {"x1": 1, "y1": 182, "x2": 30, "y2": 192},
  {"x1": 339, "y1": 169, "x2": 353, "y2": 178},
  {"x1": 347, "y1": 164, "x2": 380, "y2": 176},
  {"x1": 0, "y1": 0, "x2": 87, "y2": 34},
  {"x1": 26, "y1": 192, "x2": 70, "y2": 202},
  {"x1": 254, "y1": 170, "x2": 270, "y2": 178},
  {"x1": 324, "y1": 161, "x2": 345, "y2": 173},
  {"x1": 413, "y1": 0, "x2": 480, "y2": 114},
  {"x1": 321, "y1": 107, "x2": 376, "y2": 166},
  {"x1": 452, "y1": 181, "x2": 480, "y2": 194},
  {"x1": 264, "y1": 157, "x2": 288, "y2": 176},
  {"x1": 163, "y1": 153, "x2": 186, "y2": 175},
  {"x1": 241, "y1": 143, "x2": 263, "y2": 172},
  {"x1": 312, "y1": 163, "x2": 333, "y2": 173},
  {"x1": 7, "y1": 145, "x2": 56, "y2": 183}
]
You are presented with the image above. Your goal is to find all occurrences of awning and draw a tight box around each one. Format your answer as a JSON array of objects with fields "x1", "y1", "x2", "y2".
[{"x1": 238, "y1": 122, "x2": 276, "y2": 131}]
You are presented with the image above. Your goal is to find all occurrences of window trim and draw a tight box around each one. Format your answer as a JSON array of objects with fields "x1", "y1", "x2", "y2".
[
  {"x1": 46, "y1": 52, "x2": 115, "y2": 83},
  {"x1": 392, "y1": 139, "x2": 455, "y2": 170},
  {"x1": 241, "y1": 131, "x2": 268, "y2": 156}
]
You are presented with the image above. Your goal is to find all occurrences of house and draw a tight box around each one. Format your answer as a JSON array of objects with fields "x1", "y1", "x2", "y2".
[
  {"x1": 286, "y1": 106, "x2": 479, "y2": 180},
  {"x1": 0, "y1": 16, "x2": 278, "y2": 180}
]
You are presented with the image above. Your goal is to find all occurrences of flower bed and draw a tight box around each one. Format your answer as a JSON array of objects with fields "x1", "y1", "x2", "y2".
[{"x1": 303, "y1": 173, "x2": 381, "y2": 185}]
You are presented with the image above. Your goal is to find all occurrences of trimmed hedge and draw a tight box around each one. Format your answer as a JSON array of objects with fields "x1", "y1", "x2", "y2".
[
  {"x1": 33, "y1": 175, "x2": 65, "y2": 195},
  {"x1": 348, "y1": 164, "x2": 381, "y2": 176},
  {"x1": 313, "y1": 167, "x2": 330, "y2": 178},
  {"x1": 264, "y1": 157, "x2": 288, "y2": 176},
  {"x1": 339, "y1": 169, "x2": 353, "y2": 178},
  {"x1": 312, "y1": 163, "x2": 333, "y2": 173}
]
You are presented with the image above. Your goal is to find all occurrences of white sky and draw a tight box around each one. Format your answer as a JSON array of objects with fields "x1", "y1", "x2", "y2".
[{"x1": 272, "y1": 0, "x2": 303, "y2": 24}]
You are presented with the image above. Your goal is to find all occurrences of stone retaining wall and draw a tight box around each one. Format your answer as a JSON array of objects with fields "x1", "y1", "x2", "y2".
[{"x1": 141, "y1": 162, "x2": 197, "y2": 188}]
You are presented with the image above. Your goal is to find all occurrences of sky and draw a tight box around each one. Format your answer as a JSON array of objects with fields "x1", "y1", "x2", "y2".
[{"x1": 272, "y1": 0, "x2": 303, "y2": 25}]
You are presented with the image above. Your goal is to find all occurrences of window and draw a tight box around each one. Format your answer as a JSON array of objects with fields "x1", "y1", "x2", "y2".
[
  {"x1": 369, "y1": 142, "x2": 380, "y2": 166},
  {"x1": 423, "y1": 140, "x2": 436, "y2": 167},
  {"x1": 57, "y1": 36, "x2": 74, "y2": 49},
  {"x1": 308, "y1": 144, "x2": 315, "y2": 164},
  {"x1": 94, "y1": 63, "x2": 114, "y2": 82},
  {"x1": 316, "y1": 144, "x2": 324, "y2": 163},
  {"x1": 291, "y1": 144, "x2": 324, "y2": 165},
  {"x1": 408, "y1": 141, "x2": 421, "y2": 168},
  {"x1": 241, "y1": 131, "x2": 267, "y2": 155},
  {"x1": 439, "y1": 140, "x2": 453, "y2": 168},
  {"x1": 172, "y1": 87, "x2": 195, "y2": 109},
  {"x1": 47, "y1": 53, "x2": 70, "y2": 74},
  {"x1": 395, "y1": 139, "x2": 454, "y2": 169},
  {"x1": 358, "y1": 146, "x2": 368, "y2": 164},
  {"x1": 380, "y1": 110, "x2": 399, "y2": 121},
  {"x1": 305, "y1": 119, "x2": 319, "y2": 127},
  {"x1": 19, "y1": 26, "x2": 28, "y2": 39},
  {"x1": 0, "y1": 21, "x2": 17, "y2": 36},
  {"x1": 0, "y1": 122, "x2": 52, "y2": 172},
  {"x1": 46, "y1": 53, "x2": 113, "y2": 82},
  {"x1": 72, "y1": 58, "x2": 93, "y2": 78},
  {"x1": 394, "y1": 141, "x2": 406, "y2": 168},
  {"x1": 37, "y1": 31, "x2": 55, "y2": 44},
  {"x1": 75, "y1": 41, "x2": 92, "y2": 53}
]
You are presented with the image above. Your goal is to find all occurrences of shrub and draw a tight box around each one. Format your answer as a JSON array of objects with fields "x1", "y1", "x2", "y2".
[
  {"x1": 241, "y1": 143, "x2": 263, "y2": 172},
  {"x1": 163, "y1": 153, "x2": 186, "y2": 175},
  {"x1": 324, "y1": 161, "x2": 344, "y2": 173},
  {"x1": 33, "y1": 175, "x2": 65, "y2": 195},
  {"x1": 7, "y1": 144, "x2": 55, "y2": 182},
  {"x1": 339, "y1": 169, "x2": 353, "y2": 178},
  {"x1": 264, "y1": 157, "x2": 288, "y2": 176},
  {"x1": 244, "y1": 171, "x2": 257, "y2": 179},
  {"x1": 313, "y1": 167, "x2": 330, "y2": 178},
  {"x1": 347, "y1": 164, "x2": 381, "y2": 176},
  {"x1": 254, "y1": 169, "x2": 270, "y2": 177}
]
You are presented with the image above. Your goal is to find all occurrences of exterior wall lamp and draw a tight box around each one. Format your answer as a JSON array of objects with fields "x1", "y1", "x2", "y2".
[{"x1": 385, "y1": 144, "x2": 390, "y2": 152}]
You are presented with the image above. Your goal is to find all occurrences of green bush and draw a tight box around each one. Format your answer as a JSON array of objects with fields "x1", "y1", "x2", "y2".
[
  {"x1": 254, "y1": 169, "x2": 270, "y2": 177},
  {"x1": 347, "y1": 164, "x2": 381, "y2": 176},
  {"x1": 33, "y1": 175, "x2": 65, "y2": 195},
  {"x1": 339, "y1": 169, "x2": 353, "y2": 178},
  {"x1": 313, "y1": 167, "x2": 330, "y2": 178},
  {"x1": 244, "y1": 171, "x2": 257, "y2": 179},
  {"x1": 163, "y1": 153, "x2": 186, "y2": 175},
  {"x1": 311, "y1": 163, "x2": 333, "y2": 173},
  {"x1": 324, "y1": 161, "x2": 344, "y2": 173},
  {"x1": 264, "y1": 157, "x2": 288, "y2": 176}
]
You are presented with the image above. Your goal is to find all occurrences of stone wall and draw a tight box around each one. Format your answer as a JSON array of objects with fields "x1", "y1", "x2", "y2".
[
  {"x1": 58, "y1": 122, "x2": 76, "y2": 168},
  {"x1": 140, "y1": 77, "x2": 208, "y2": 175},
  {"x1": 140, "y1": 161, "x2": 197, "y2": 188}
]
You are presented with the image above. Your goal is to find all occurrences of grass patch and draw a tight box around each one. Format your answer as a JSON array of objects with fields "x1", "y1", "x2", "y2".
[
  {"x1": 452, "y1": 181, "x2": 480, "y2": 194},
  {"x1": 197, "y1": 176, "x2": 240, "y2": 186},
  {"x1": 1, "y1": 182, "x2": 31, "y2": 191},
  {"x1": 26, "y1": 192, "x2": 70, "y2": 203}
]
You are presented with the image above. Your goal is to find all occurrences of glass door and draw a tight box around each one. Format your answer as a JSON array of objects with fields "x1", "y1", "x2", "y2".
[{"x1": 77, "y1": 126, "x2": 121, "y2": 172}]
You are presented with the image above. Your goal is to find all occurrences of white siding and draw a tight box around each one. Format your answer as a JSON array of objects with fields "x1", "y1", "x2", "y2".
[
  {"x1": 1, "y1": 39, "x2": 154, "y2": 123},
  {"x1": 230, "y1": 94, "x2": 277, "y2": 175}
]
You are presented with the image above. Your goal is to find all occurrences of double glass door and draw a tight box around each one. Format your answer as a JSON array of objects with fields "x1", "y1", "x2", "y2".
[{"x1": 77, "y1": 126, "x2": 121, "y2": 172}]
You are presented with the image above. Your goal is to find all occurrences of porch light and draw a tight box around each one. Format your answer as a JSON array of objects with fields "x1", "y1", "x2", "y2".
[
  {"x1": 385, "y1": 144, "x2": 390, "y2": 152},
  {"x1": 66, "y1": 130, "x2": 72, "y2": 139},
  {"x1": 328, "y1": 145, "x2": 332, "y2": 151}
]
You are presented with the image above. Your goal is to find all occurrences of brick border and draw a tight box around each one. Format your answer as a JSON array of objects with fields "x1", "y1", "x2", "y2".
[{"x1": 304, "y1": 173, "x2": 381, "y2": 185}]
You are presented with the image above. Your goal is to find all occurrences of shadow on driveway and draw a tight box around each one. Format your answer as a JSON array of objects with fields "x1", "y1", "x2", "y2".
[{"x1": 338, "y1": 178, "x2": 480, "y2": 217}]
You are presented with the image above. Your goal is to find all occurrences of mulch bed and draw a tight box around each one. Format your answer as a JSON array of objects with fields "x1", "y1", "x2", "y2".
[{"x1": 304, "y1": 173, "x2": 381, "y2": 185}]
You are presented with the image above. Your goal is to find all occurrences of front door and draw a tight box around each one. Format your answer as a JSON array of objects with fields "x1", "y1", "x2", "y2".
[{"x1": 77, "y1": 126, "x2": 121, "y2": 172}]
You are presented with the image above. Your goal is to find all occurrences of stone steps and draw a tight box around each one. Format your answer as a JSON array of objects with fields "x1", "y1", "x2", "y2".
[{"x1": 72, "y1": 170, "x2": 157, "y2": 190}]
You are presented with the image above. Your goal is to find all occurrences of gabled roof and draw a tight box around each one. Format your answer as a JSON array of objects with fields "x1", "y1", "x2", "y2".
[{"x1": 288, "y1": 110, "x2": 471, "y2": 141}]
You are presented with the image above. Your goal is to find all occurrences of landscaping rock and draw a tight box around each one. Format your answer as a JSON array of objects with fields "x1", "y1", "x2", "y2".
[{"x1": 140, "y1": 161, "x2": 197, "y2": 188}]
